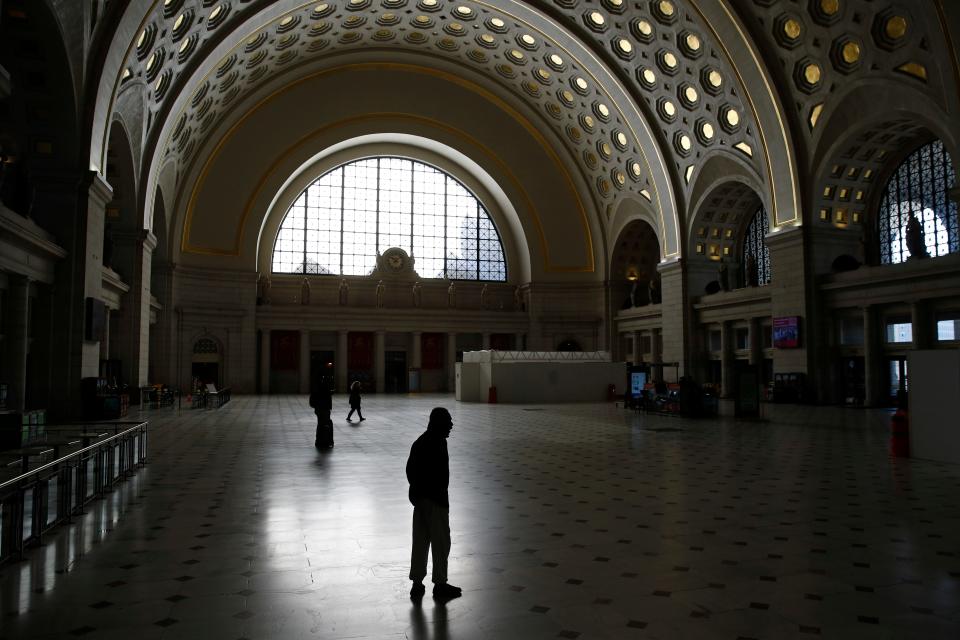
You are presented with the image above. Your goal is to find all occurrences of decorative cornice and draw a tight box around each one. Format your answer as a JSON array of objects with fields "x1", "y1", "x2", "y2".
[{"x1": 0, "y1": 204, "x2": 68, "y2": 261}]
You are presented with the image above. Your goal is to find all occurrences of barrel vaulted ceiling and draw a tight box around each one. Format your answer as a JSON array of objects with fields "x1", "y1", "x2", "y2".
[{"x1": 90, "y1": 0, "x2": 959, "y2": 262}]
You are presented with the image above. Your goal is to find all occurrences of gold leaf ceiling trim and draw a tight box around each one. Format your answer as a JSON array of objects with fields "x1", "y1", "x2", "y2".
[{"x1": 688, "y1": 0, "x2": 801, "y2": 228}]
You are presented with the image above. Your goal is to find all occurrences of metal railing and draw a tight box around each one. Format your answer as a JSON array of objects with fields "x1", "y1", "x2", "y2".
[{"x1": 0, "y1": 421, "x2": 148, "y2": 566}]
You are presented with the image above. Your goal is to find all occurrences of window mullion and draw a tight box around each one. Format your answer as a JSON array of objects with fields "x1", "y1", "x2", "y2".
[
  {"x1": 443, "y1": 175, "x2": 448, "y2": 279},
  {"x1": 375, "y1": 158, "x2": 381, "y2": 254},
  {"x1": 473, "y1": 202, "x2": 480, "y2": 280},
  {"x1": 339, "y1": 167, "x2": 345, "y2": 275},
  {"x1": 409, "y1": 159, "x2": 415, "y2": 255},
  {"x1": 302, "y1": 191, "x2": 308, "y2": 274}
]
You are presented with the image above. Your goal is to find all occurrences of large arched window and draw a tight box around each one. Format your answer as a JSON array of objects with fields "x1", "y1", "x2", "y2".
[
  {"x1": 271, "y1": 157, "x2": 507, "y2": 280},
  {"x1": 742, "y1": 206, "x2": 771, "y2": 286},
  {"x1": 879, "y1": 140, "x2": 958, "y2": 264}
]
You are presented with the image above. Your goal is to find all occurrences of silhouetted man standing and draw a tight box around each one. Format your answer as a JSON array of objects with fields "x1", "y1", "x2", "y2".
[{"x1": 407, "y1": 407, "x2": 461, "y2": 600}]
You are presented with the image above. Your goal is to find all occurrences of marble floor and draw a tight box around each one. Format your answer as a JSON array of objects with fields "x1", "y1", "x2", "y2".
[{"x1": 1, "y1": 395, "x2": 959, "y2": 639}]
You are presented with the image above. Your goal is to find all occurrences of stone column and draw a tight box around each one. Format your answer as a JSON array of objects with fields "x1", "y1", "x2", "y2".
[
  {"x1": 720, "y1": 321, "x2": 735, "y2": 398},
  {"x1": 99, "y1": 306, "x2": 111, "y2": 361},
  {"x1": 911, "y1": 300, "x2": 931, "y2": 350},
  {"x1": 48, "y1": 171, "x2": 112, "y2": 417},
  {"x1": 482, "y1": 332, "x2": 491, "y2": 350},
  {"x1": 259, "y1": 329, "x2": 271, "y2": 394},
  {"x1": 299, "y1": 328, "x2": 310, "y2": 393},
  {"x1": 631, "y1": 330, "x2": 642, "y2": 365},
  {"x1": 148, "y1": 262, "x2": 176, "y2": 385},
  {"x1": 374, "y1": 330, "x2": 385, "y2": 393},
  {"x1": 336, "y1": 330, "x2": 348, "y2": 393},
  {"x1": 411, "y1": 331, "x2": 422, "y2": 393},
  {"x1": 4, "y1": 275, "x2": 30, "y2": 410},
  {"x1": 113, "y1": 230, "x2": 157, "y2": 389},
  {"x1": 652, "y1": 328, "x2": 663, "y2": 381},
  {"x1": 412, "y1": 331, "x2": 422, "y2": 369},
  {"x1": 765, "y1": 226, "x2": 809, "y2": 378},
  {"x1": 446, "y1": 332, "x2": 457, "y2": 392},
  {"x1": 749, "y1": 317, "x2": 763, "y2": 383},
  {"x1": 863, "y1": 305, "x2": 880, "y2": 407},
  {"x1": 657, "y1": 260, "x2": 687, "y2": 377}
]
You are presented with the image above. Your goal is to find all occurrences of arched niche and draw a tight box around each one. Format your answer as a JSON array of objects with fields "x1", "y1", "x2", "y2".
[
  {"x1": 807, "y1": 80, "x2": 958, "y2": 269},
  {"x1": 256, "y1": 135, "x2": 531, "y2": 285},
  {"x1": 687, "y1": 151, "x2": 768, "y2": 241},
  {"x1": 97, "y1": 2, "x2": 681, "y2": 262},
  {"x1": 190, "y1": 334, "x2": 223, "y2": 390},
  {"x1": 103, "y1": 117, "x2": 139, "y2": 282},
  {"x1": 169, "y1": 62, "x2": 605, "y2": 282},
  {"x1": 609, "y1": 219, "x2": 662, "y2": 310},
  {"x1": 607, "y1": 194, "x2": 665, "y2": 272},
  {"x1": 686, "y1": 175, "x2": 766, "y2": 295}
]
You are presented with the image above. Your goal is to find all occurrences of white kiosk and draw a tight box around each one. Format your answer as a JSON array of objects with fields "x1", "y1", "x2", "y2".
[
  {"x1": 455, "y1": 351, "x2": 625, "y2": 403},
  {"x1": 908, "y1": 350, "x2": 960, "y2": 464}
]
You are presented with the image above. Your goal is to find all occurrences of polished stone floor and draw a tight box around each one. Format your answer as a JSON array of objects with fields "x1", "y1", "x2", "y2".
[{"x1": 1, "y1": 395, "x2": 959, "y2": 639}]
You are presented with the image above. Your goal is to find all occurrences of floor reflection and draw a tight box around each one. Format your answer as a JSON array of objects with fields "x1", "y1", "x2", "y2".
[{"x1": 0, "y1": 396, "x2": 957, "y2": 639}]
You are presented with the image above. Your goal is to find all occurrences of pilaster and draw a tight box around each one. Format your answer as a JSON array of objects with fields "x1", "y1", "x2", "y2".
[
  {"x1": 720, "y1": 321, "x2": 735, "y2": 398},
  {"x1": 300, "y1": 328, "x2": 310, "y2": 393},
  {"x1": 336, "y1": 330, "x2": 348, "y2": 392},
  {"x1": 113, "y1": 229, "x2": 156, "y2": 388},
  {"x1": 374, "y1": 330, "x2": 385, "y2": 393},
  {"x1": 412, "y1": 331, "x2": 422, "y2": 369},
  {"x1": 765, "y1": 226, "x2": 810, "y2": 378},
  {"x1": 260, "y1": 329, "x2": 271, "y2": 393},
  {"x1": 49, "y1": 171, "x2": 112, "y2": 417},
  {"x1": 446, "y1": 332, "x2": 457, "y2": 392},
  {"x1": 863, "y1": 305, "x2": 880, "y2": 407},
  {"x1": 657, "y1": 259, "x2": 687, "y2": 377},
  {"x1": 911, "y1": 300, "x2": 931, "y2": 350}
]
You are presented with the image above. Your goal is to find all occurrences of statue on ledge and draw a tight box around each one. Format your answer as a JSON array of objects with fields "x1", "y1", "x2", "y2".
[
  {"x1": 447, "y1": 280, "x2": 456, "y2": 308},
  {"x1": 718, "y1": 260, "x2": 729, "y2": 292},
  {"x1": 647, "y1": 277, "x2": 661, "y2": 305},
  {"x1": 300, "y1": 277, "x2": 311, "y2": 305},
  {"x1": 338, "y1": 277, "x2": 349, "y2": 305},
  {"x1": 905, "y1": 214, "x2": 929, "y2": 259},
  {"x1": 376, "y1": 279, "x2": 385, "y2": 308},
  {"x1": 412, "y1": 280, "x2": 422, "y2": 308},
  {"x1": 480, "y1": 283, "x2": 489, "y2": 309}
]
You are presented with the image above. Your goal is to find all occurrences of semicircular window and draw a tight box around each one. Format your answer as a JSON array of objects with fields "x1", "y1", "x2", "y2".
[
  {"x1": 271, "y1": 157, "x2": 507, "y2": 280},
  {"x1": 879, "y1": 140, "x2": 958, "y2": 264}
]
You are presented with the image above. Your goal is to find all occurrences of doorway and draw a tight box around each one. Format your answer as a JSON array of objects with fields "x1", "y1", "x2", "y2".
[
  {"x1": 192, "y1": 362, "x2": 219, "y2": 388},
  {"x1": 385, "y1": 351, "x2": 407, "y2": 393},
  {"x1": 888, "y1": 357, "x2": 908, "y2": 403},
  {"x1": 841, "y1": 356, "x2": 865, "y2": 405}
]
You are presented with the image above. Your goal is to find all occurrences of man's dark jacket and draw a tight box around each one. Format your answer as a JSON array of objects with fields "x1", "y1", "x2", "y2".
[{"x1": 406, "y1": 428, "x2": 449, "y2": 507}]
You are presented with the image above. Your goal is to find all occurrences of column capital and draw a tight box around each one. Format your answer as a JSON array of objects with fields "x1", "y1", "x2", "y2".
[
  {"x1": 113, "y1": 228, "x2": 158, "y2": 250},
  {"x1": 84, "y1": 170, "x2": 114, "y2": 207},
  {"x1": 656, "y1": 257, "x2": 684, "y2": 276}
]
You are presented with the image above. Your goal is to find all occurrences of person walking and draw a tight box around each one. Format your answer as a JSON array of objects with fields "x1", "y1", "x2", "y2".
[
  {"x1": 406, "y1": 407, "x2": 461, "y2": 600},
  {"x1": 346, "y1": 380, "x2": 365, "y2": 422}
]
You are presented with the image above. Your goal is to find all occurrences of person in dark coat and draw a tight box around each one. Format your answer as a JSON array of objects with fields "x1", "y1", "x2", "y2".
[
  {"x1": 309, "y1": 376, "x2": 333, "y2": 448},
  {"x1": 406, "y1": 407, "x2": 461, "y2": 600},
  {"x1": 346, "y1": 380, "x2": 365, "y2": 422}
]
